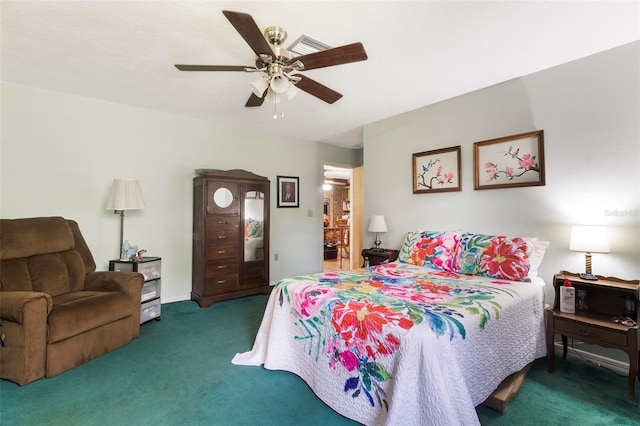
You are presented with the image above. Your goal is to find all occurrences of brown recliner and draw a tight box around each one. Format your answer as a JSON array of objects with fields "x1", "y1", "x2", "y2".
[{"x1": 0, "y1": 216, "x2": 144, "y2": 385}]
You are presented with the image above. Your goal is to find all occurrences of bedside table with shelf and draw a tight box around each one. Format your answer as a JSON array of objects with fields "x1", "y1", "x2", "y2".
[
  {"x1": 109, "y1": 257, "x2": 162, "y2": 324},
  {"x1": 546, "y1": 271, "x2": 639, "y2": 402},
  {"x1": 361, "y1": 248, "x2": 399, "y2": 267}
]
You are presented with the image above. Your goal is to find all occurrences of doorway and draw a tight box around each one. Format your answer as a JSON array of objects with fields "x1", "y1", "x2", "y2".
[{"x1": 322, "y1": 165, "x2": 352, "y2": 272}]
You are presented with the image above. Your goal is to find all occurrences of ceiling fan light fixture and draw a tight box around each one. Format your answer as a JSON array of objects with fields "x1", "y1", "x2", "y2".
[
  {"x1": 265, "y1": 89, "x2": 281, "y2": 104},
  {"x1": 286, "y1": 83, "x2": 301, "y2": 101},
  {"x1": 250, "y1": 77, "x2": 269, "y2": 97},
  {"x1": 269, "y1": 74, "x2": 289, "y2": 94}
]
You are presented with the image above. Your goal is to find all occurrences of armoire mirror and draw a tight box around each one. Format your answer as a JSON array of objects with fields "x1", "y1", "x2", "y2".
[{"x1": 244, "y1": 190, "x2": 265, "y2": 261}]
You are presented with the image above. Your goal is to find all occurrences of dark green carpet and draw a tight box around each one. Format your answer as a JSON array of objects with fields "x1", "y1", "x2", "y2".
[{"x1": 1, "y1": 296, "x2": 638, "y2": 425}]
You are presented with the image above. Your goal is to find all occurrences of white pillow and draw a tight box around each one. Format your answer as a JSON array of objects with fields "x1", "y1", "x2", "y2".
[{"x1": 526, "y1": 239, "x2": 549, "y2": 278}]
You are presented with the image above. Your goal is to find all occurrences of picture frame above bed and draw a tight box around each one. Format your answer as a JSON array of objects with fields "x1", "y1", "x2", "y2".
[
  {"x1": 474, "y1": 130, "x2": 545, "y2": 190},
  {"x1": 277, "y1": 175, "x2": 299, "y2": 208},
  {"x1": 412, "y1": 145, "x2": 461, "y2": 194}
]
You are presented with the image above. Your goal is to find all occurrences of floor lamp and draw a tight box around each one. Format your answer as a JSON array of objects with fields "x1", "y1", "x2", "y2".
[{"x1": 105, "y1": 179, "x2": 146, "y2": 260}]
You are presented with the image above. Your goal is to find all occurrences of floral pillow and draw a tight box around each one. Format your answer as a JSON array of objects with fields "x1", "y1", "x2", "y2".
[
  {"x1": 244, "y1": 219, "x2": 263, "y2": 239},
  {"x1": 398, "y1": 230, "x2": 460, "y2": 271},
  {"x1": 397, "y1": 230, "x2": 422, "y2": 263},
  {"x1": 454, "y1": 233, "x2": 530, "y2": 281}
]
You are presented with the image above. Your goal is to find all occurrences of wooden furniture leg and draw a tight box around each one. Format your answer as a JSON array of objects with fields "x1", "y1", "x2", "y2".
[
  {"x1": 628, "y1": 332, "x2": 637, "y2": 403},
  {"x1": 545, "y1": 309, "x2": 556, "y2": 372}
]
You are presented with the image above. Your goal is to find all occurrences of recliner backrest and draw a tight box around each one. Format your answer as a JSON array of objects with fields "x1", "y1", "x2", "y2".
[{"x1": 0, "y1": 217, "x2": 90, "y2": 296}]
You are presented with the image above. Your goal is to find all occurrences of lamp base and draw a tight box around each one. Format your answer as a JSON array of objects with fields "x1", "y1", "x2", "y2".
[
  {"x1": 579, "y1": 273, "x2": 598, "y2": 281},
  {"x1": 372, "y1": 234, "x2": 383, "y2": 251}
]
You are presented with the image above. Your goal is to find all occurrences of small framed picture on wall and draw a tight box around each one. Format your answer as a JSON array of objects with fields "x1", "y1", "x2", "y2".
[{"x1": 277, "y1": 176, "x2": 299, "y2": 208}]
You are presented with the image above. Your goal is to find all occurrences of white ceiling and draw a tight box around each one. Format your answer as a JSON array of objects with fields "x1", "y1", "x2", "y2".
[{"x1": 2, "y1": 1, "x2": 638, "y2": 148}]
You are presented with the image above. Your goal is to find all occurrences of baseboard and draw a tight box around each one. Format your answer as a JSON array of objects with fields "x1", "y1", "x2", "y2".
[
  {"x1": 161, "y1": 294, "x2": 191, "y2": 304},
  {"x1": 553, "y1": 342, "x2": 629, "y2": 375}
]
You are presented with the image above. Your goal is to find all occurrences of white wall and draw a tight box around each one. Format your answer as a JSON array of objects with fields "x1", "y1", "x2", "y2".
[
  {"x1": 0, "y1": 82, "x2": 360, "y2": 301},
  {"x1": 363, "y1": 42, "x2": 640, "y2": 304}
]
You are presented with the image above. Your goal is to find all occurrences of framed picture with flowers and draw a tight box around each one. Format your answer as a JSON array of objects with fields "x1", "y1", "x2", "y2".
[
  {"x1": 473, "y1": 130, "x2": 545, "y2": 190},
  {"x1": 412, "y1": 145, "x2": 461, "y2": 194}
]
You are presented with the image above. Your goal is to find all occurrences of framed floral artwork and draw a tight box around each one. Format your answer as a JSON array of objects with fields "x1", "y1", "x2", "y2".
[
  {"x1": 277, "y1": 175, "x2": 299, "y2": 208},
  {"x1": 412, "y1": 145, "x2": 461, "y2": 194},
  {"x1": 474, "y1": 130, "x2": 545, "y2": 190}
]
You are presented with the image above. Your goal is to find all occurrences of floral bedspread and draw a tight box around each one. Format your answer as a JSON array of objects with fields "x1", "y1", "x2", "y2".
[{"x1": 232, "y1": 263, "x2": 546, "y2": 425}]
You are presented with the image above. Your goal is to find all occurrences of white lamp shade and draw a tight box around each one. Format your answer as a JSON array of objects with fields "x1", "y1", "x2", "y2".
[
  {"x1": 368, "y1": 215, "x2": 388, "y2": 233},
  {"x1": 250, "y1": 78, "x2": 269, "y2": 98},
  {"x1": 105, "y1": 179, "x2": 146, "y2": 211},
  {"x1": 265, "y1": 89, "x2": 281, "y2": 104},
  {"x1": 269, "y1": 74, "x2": 289, "y2": 94},
  {"x1": 569, "y1": 225, "x2": 610, "y2": 253},
  {"x1": 286, "y1": 83, "x2": 301, "y2": 101}
]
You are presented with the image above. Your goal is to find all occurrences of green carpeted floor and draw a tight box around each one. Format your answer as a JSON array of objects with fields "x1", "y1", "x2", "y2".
[{"x1": 1, "y1": 296, "x2": 638, "y2": 425}]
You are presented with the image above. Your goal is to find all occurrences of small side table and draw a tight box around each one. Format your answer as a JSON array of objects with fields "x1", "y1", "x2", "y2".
[
  {"x1": 361, "y1": 248, "x2": 399, "y2": 267},
  {"x1": 546, "y1": 271, "x2": 639, "y2": 402}
]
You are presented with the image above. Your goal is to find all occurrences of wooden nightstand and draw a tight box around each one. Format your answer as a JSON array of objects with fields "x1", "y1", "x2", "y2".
[
  {"x1": 361, "y1": 248, "x2": 399, "y2": 267},
  {"x1": 546, "y1": 271, "x2": 639, "y2": 402}
]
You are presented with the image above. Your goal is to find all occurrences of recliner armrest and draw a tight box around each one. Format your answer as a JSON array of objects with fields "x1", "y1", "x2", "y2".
[
  {"x1": 84, "y1": 271, "x2": 144, "y2": 296},
  {"x1": 0, "y1": 291, "x2": 52, "y2": 323},
  {"x1": 0, "y1": 291, "x2": 52, "y2": 385},
  {"x1": 84, "y1": 271, "x2": 144, "y2": 337}
]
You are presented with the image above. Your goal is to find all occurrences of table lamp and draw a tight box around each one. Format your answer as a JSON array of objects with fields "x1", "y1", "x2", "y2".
[
  {"x1": 368, "y1": 215, "x2": 387, "y2": 252},
  {"x1": 105, "y1": 179, "x2": 146, "y2": 259},
  {"x1": 569, "y1": 225, "x2": 609, "y2": 280}
]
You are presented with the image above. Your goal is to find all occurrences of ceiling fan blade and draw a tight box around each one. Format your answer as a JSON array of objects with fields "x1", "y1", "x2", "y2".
[
  {"x1": 294, "y1": 75, "x2": 343, "y2": 104},
  {"x1": 222, "y1": 10, "x2": 274, "y2": 57},
  {"x1": 175, "y1": 65, "x2": 247, "y2": 72},
  {"x1": 245, "y1": 92, "x2": 265, "y2": 107},
  {"x1": 295, "y1": 42, "x2": 367, "y2": 71}
]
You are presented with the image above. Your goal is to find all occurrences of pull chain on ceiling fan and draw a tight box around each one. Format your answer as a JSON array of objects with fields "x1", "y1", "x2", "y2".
[{"x1": 174, "y1": 10, "x2": 368, "y2": 110}]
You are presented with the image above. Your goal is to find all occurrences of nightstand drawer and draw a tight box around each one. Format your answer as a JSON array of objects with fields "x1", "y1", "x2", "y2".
[{"x1": 554, "y1": 318, "x2": 627, "y2": 347}]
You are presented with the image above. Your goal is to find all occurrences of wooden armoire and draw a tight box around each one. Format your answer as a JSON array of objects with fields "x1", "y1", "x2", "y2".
[{"x1": 192, "y1": 169, "x2": 270, "y2": 307}]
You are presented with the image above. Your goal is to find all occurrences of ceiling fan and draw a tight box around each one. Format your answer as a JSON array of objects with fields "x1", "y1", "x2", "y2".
[{"x1": 175, "y1": 10, "x2": 368, "y2": 107}]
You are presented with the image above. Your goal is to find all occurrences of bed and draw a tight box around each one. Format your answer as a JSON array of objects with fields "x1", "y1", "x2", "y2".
[{"x1": 233, "y1": 230, "x2": 549, "y2": 425}]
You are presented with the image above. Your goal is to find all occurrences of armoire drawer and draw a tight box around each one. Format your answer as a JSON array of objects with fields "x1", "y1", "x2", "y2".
[
  {"x1": 206, "y1": 261, "x2": 238, "y2": 276},
  {"x1": 206, "y1": 215, "x2": 239, "y2": 231},
  {"x1": 206, "y1": 243, "x2": 239, "y2": 260},
  {"x1": 205, "y1": 229, "x2": 239, "y2": 243},
  {"x1": 205, "y1": 273, "x2": 239, "y2": 294}
]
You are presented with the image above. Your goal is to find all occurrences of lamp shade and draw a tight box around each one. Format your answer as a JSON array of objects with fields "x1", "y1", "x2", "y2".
[
  {"x1": 286, "y1": 82, "x2": 301, "y2": 100},
  {"x1": 250, "y1": 77, "x2": 269, "y2": 98},
  {"x1": 569, "y1": 225, "x2": 609, "y2": 253},
  {"x1": 269, "y1": 74, "x2": 289, "y2": 94},
  {"x1": 265, "y1": 89, "x2": 281, "y2": 104},
  {"x1": 105, "y1": 179, "x2": 146, "y2": 211},
  {"x1": 368, "y1": 215, "x2": 388, "y2": 233}
]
